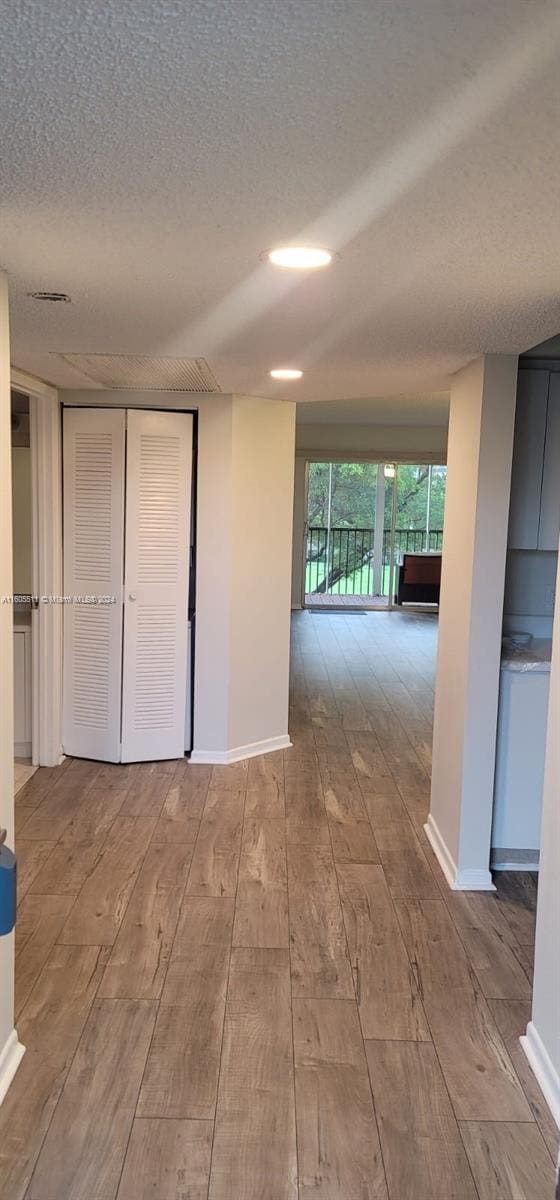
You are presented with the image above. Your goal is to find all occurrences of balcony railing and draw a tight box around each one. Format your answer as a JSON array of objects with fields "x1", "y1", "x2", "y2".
[{"x1": 306, "y1": 526, "x2": 443, "y2": 596}]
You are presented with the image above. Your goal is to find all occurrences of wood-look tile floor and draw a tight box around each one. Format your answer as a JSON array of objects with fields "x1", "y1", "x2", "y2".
[
  {"x1": 2, "y1": 611, "x2": 556, "y2": 1200},
  {"x1": 14, "y1": 759, "x2": 38, "y2": 797}
]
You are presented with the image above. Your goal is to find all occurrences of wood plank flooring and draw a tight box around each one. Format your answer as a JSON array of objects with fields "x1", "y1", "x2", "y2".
[
  {"x1": 1, "y1": 610, "x2": 555, "y2": 1200},
  {"x1": 14, "y1": 759, "x2": 39, "y2": 797}
]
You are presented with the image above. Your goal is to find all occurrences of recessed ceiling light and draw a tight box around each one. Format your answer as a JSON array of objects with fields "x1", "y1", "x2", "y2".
[
  {"x1": 266, "y1": 246, "x2": 333, "y2": 270},
  {"x1": 270, "y1": 368, "x2": 303, "y2": 380},
  {"x1": 28, "y1": 291, "x2": 71, "y2": 303}
]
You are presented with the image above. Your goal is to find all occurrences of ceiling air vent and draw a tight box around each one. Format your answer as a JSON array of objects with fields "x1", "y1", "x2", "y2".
[
  {"x1": 56, "y1": 353, "x2": 220, "y2": 392},
  {"x1": 29, "y1": 291, "x2": 71, "y2": 303}
]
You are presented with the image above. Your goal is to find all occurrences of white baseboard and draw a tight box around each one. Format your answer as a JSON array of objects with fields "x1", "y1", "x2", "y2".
[
  {"x1": 0, "y1": 1030, "x2": 25, "y2": 1106},
  {"x1": 424, "y1": 814, "x2": 457, "y2": 887},
  {"x1": 521, "y1": 1021, "x2": 560, "y2": 1130},
  {"x1": 14, "y1": 741, "x2": 32, "y2": 759},
  {"x1": 191, "y1": 734, "x2": 292, "y2": 766},
  {"x1": 424, "y1": 814, "x2": 496, "y2": 892},
  {"x1": 492, "y1": 860, "x2": 539, "y2": 872},
  {"x1": 32, "y1": 749, "x2": 65, "y2": 769},
  {"x1": 453, "y1": 867, "x2": 496, "y2": 891}
]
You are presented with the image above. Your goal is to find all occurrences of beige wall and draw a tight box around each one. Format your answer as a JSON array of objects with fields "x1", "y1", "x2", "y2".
[
  {"x1": 295, "y1": 422, "x2": 448, "y2": 460},
  {"x1": 428, "y1": 354, "x2": 518, "y2": 886},
  {"x1": 229, "y1": 397, "x2": 295, "y2": 750},
  {"x1": 192, "y1": 395, "x2": 234, "y2": 755},
  {"x1": 193, "y1": 394, "x2": 296, "y2": 756},
  {"x1": 525, "y1": 544, "x2": 560, "y2": 1125},
  {"x1": 0, "y1": 273, "x2": 22, "y2": 1100}
]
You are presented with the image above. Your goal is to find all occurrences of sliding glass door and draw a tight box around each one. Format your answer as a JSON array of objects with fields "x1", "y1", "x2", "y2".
[
  {"x1": 304, "y1": 460, "x2": 446, "y2": 609},
  {"x1": 304, "y1": 461, "x2": 394, "y2": 608},
  {"x1": 384, "y1": 463, "x2": 447, "y2": 608}
]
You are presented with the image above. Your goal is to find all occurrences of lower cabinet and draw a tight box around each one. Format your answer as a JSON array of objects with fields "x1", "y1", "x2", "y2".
[{"x1": 491, "y1": 662, "x2": 550, "y2": 868}]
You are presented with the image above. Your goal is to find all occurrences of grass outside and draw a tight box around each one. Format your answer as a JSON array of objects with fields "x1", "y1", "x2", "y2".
[{"x1": 305, "y1": 560, "x2": 393, "y2": 597}]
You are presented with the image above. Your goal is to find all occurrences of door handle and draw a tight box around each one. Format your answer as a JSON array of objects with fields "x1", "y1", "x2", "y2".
[{"x1": 128, "y1": 593, "x2": 136, "y2": 601}]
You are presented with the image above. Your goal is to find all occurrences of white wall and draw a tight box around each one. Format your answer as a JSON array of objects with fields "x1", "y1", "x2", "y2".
[
  {"x1": 193, "y1": 394, "x2": 296, "y2": 757},
  {"x1": 428, "y1": 355, "x2": 518, "y2": 888},
  {"x1": 229, "y1": 397, "x2": 296, "y2": 751},
  {"x1": 523, "y1": 545, "x2": 560, "y2": 1127},
  {"x1": 62, "y1": 388, "x2": 296, "y2": 764},
  {"x1": 295, "y1": 422, "x2": 447, "y2": 459},
  {"x1": 11, "y1": 446, "x2": 32, "y2": 595},
  {"x1": 0, "y1": 274, "x2": 24, "y2": 1102}
]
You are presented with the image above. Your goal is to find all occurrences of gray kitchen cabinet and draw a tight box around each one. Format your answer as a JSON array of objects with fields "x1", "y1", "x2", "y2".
[
  {"x1": 508, "y1": 370, "x2": 549, "y2": 549},
  {"x1": 538, "y1": 372, "x2": 560, "y2": 550},
  {"x1": 508, "y1": 368, "x2": 560, "y2": 551}
]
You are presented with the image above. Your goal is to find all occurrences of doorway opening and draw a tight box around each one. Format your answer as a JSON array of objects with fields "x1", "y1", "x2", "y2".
[{"x1": 303, "y1": 460, "x2": 447, "y2": 610}]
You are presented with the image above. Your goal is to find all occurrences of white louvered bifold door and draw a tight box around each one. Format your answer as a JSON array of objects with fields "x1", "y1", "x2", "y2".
[
  {"x1": 121, "y1": 410, "x2": 193, "y2": 762},
  {"x1": 62, "y1": 408, "x2": 126, "y2": 762}
]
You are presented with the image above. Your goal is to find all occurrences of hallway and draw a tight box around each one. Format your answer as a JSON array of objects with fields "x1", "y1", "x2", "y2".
[{"x1": 1, "y1": 611, "x2": 555, "y2": 1199}]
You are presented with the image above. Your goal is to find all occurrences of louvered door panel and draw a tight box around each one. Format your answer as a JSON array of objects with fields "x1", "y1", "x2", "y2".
[
  {"x1": 62, "y1": 408, "x2": 125, "y2": 761},
  {"x1": 121, "y1": 411, "x2": 193, "y2": 761}
]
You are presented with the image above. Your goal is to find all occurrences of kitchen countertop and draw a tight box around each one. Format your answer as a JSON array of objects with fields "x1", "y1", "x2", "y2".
[{"x1": 501, "y1": 638, "x2": 552, "y2": 673}]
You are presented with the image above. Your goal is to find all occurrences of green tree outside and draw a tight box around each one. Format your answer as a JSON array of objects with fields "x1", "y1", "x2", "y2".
[{"x1": 307, "y1": 461, "x2": 446, "y2": 531}]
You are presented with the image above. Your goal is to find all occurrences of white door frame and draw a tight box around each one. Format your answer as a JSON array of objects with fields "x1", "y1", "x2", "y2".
[
  {"x1": 300, "y1": 458, "x2": 309, "y2": 608},
  {"x1": 11, "y1": 368, "x2": 63, "y2": 766}
]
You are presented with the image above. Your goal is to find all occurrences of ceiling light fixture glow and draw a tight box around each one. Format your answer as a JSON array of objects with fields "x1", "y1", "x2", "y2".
[
  {"x1": 267, "y1": 246, "x2": 333, "y2": 270},
  {"x1": 270, "y1": 368, "x2": 303, "y2": 380}
]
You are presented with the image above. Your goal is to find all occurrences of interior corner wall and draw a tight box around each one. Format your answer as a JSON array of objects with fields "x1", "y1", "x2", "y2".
[
  {"x1": 430, "y1": 360, "x2": 484, "y2": 867},
  {"x1": 193, "y1": 396, "x2": 296, "y2": 761},
  {"x1": 228, "y1": 397, "x2": 296, "y2": 752},
  {"x1": 193, "y1": 395, "x2": 234, "y2": 756},
  {"x1": 0, "y1": 273, "x2": 24, "y2": 1102},
  {"x1": 428, "y1": 355, "x2": 517, "y2": 887}
]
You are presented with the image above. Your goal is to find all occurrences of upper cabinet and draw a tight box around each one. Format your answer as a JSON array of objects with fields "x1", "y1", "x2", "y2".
[
  {"x1": 508, "y1": 368, "x2": 560, "y2": 551},
  {"x1": 539, "y1": 373, "x2": 560, "y2": 551}
]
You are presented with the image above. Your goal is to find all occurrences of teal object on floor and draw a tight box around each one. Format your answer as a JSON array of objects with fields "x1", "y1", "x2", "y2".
[{"x1": 0, "y1": 844, "x2": 17, "y2": 935}]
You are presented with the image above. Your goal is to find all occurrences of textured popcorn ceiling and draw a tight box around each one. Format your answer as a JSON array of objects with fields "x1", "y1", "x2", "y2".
[{"x1": 2, "y1": 0, "x2": 560, "y2": 409}]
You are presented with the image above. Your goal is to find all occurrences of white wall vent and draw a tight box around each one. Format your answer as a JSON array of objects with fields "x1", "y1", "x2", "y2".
[{"x1": 56, "y1": 353, "x2": 220, "y2": 392}]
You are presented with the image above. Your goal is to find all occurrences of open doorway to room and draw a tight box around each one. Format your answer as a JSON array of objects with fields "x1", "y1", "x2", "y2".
[{"x1": 303, "y1": 459, "x2": 447, "y2": 610}]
